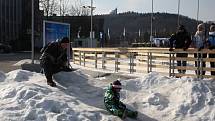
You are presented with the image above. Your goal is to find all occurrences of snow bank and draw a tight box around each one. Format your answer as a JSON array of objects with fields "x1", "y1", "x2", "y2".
[
  {"x1": 0, "y1": 69, "x2": 215, "y2": 121},
  {"x1": 13, "y1": 59, "x2": 40, "y2": 66},
  {"x1": 122, "y1": 72, "x2": 215, "y2": 121},
  {"x1": 0, "y1": 71, "x2": 6, "y2": 82}
]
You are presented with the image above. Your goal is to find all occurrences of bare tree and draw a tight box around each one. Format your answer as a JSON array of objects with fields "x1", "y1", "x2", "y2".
[
  {"x1": 61, "y1": 0, "x2": 90, "y2": 16},
  {"x1": 39, "y1": 0, "x2": 89, "y2": 16},
  {"x1": 39, "y1": 0, "x2": 59, "y2": 16}
]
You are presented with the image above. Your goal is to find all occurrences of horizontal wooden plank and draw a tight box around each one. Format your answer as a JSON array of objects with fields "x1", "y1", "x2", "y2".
[
  {"x1": 175, "y1": 73, "x2": 215, "y2": 78},
  {"x1": 151, "y1": 64, "x2": 169, "y2": 68},
  {"x1": 151, "y1": 56, "x2": 170, "y2": 60},
  {"x1": 173, "y1": 57, "x2": 197, "y2": 61},
  {"x1": 84, "y1": 59, "x2": 95, "y2": 62},
  {"x1": 202, "y1": 58, "x2": 215, "y2": 62},
  {"x1": 175, "y1": 66, "x2": 215, "y2": 72},
  {"x1": 175, "y1": 73, "x2": 197, "y2": 77},
  {"x1": 174, "y1": 66, "x2": 197, "y2": 70}
]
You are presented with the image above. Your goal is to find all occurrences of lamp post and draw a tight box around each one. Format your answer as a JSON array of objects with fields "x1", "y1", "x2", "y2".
[
  {"x1": 83, "y1": 1, "x2": 95, "y2": 47},
  {"x1": 90, "y1": 0, "x2": 93, "y2": 47},
  {"x1": 177, "y1": 0, "x2": 180, "y2": 27},
  {"x1": 31, "y1": 0, "x2": 34, "y2": 64},
  {"x1": 60, "y1": 0, "x2": 62, "y2": 16},
  {"x1": 150, "y1": 0, "x2": 153, "y2": 47},
  {"x1": 197, "y1": 0, "x2": 199, "y2": 25}
]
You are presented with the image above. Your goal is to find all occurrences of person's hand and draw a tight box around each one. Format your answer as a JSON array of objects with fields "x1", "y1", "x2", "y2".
[
  {"x1": 169, "y1": 48, "x2": 174, "y2": 51},
  {"x1": 198, "y1": 47, "x2": 203, "y2": 51},
  {"x1": 62, "y1": 67, "x2": 75, "y2": 72}
]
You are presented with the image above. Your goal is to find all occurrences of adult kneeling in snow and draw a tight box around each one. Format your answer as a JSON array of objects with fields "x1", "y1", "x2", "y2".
[
  {"x1": 104, "y1": 80, "x2": 138, "y2": 119},
  {"x1": 40, "y1": 37, "x2": 73, "y2": 87}
]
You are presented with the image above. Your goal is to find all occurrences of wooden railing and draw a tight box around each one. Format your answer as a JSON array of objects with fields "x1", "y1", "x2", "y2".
[{"x1": 72, "y1": 48, "x2": 215, "y2": 79}]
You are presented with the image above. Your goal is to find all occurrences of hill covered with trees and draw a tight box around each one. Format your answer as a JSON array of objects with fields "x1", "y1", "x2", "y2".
[{"x1": 100, "y1": 12, "x2": 200, "y2": 46}]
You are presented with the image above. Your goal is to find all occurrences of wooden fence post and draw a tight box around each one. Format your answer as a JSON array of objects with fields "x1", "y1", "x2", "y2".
[
  {"x1": 72, "y1": 50, "x2": 75, "y2": 63},
  {"x1": 200, "y1": 51, "x2": 203, "y2": 79},
  {"x1": 79, "y1": 51, "x2": 81, "y2": 65},
  {"x1": 173, "y1": 52, "x2": 175, "y2": 77},
  {"x1": 95, "y1": 52, "x2": 97, "y2": 68},
  {"x1": 102, "y1": 52, "x2": 106, "y2": 69},
  {"x1": 147, "y1": 52, "x2": 150, "y2": 73},
  {"x1": 129, "y1": 52, "x2": 134, "y2": 73},
  {"x1": 115, "y1": 52, "x2": 119, "y2": 72},
  {"x1": 197, "y1": 51, "x2": 200, "y2": 79},
  {"x1": 169, "y1": 52, "x2": 172, "y2": 77}
]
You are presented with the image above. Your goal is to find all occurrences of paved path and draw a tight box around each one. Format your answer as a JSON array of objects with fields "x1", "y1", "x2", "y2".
[{"x1": 0, "y1": 52, "x2": 40, "y2": 73}]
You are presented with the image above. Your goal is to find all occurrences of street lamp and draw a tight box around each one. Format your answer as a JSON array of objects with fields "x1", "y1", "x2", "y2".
[
  {"x1": 31, "y1": 0, "x2": 34, "y2": 64},
  {"x1": 177, "y1": 0, "x2": 180, "y2": 27},
  {"x1": 150, "y1": 0, "x2": 153, "y2": 47},
  {"x1": 90, "y1": 0, "x2": 93, "y2": 47},
  {"x1": 197, "y1": 0, "x2": 199, "y2": 25},
  {"x1": 83, "y1": 0, "x2": 95, "y2": 48}
]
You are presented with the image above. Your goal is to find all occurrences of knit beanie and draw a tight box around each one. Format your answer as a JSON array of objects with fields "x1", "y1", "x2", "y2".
[
  {"x1": 60, "y1": 37, "x2": 69, "y2": 43},
  {"x1": 112, "y1": 80, "x2": 122, "y2": 89}
]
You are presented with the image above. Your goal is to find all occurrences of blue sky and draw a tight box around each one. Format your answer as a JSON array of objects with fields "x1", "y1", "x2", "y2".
[{"x1": 82, "y1": 0, "x2": 215, "y2": 22}]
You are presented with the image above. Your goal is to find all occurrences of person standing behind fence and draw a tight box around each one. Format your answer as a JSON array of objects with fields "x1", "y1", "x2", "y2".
[
  {"x1": 207, "y1": 23, "x2": 215, "y2": 75},
  {"x1": 169, "y1": 25, "x2": 192, "y2": 74},
  {"x1": 192, "y1": 23, "x2": 207, "y2": 76}
]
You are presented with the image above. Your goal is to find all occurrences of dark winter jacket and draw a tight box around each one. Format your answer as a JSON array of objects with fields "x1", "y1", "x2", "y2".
[
  {"x1": 208, "y1": 32, "x2": 215, "y2": 49},
  {"x1": 104, "y1": 84, "x2": 126, "y2": 117},
  {"x1": 169, "y1": 31, "x2": 191, "y2": 49},
  {"x1": 40, "y1": 42, "x2": 67, "y2": 67}
]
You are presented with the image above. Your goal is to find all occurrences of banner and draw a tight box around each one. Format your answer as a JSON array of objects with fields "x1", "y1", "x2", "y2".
[{"x1": 43, "y1": 21, "x2": 70, "y2": 46}]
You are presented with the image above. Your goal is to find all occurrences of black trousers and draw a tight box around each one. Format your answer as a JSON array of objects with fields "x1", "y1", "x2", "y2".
[
  {"x1": 194, "y1": 53, "x2": 207, "y2": 75},
  {"x1": 209, "y1": 54, "x2": 215, "y2": 75},
  {"x1": 40, "y1": 60, "x2": 61, "y2": 82},
  {"x1": 176, "y1": 53, "x2": 188, "y2": 73}
]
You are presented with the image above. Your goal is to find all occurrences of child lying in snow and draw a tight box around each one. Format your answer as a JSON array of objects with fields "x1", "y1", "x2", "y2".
[{"x1": 104, "y1": 80, "x2": 138, "y2": 119}]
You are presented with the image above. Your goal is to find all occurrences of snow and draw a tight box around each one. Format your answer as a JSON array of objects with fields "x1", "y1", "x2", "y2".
[
  {"x1": 13, "y1": 59, "x2": 40, "y2": 66},
  {"x1": 0, "y1": 62, "x2": 215, "y2": 121}
]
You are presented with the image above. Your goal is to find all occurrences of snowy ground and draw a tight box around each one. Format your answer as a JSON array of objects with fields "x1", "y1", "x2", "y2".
[{"x1": 0, "y1": 61, "x2": 215, "y2": 121}]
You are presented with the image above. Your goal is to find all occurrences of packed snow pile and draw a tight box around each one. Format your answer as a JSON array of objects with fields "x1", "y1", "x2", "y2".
[{"x1": 0, "y1": 69, "x2": 215, "y2": 121}]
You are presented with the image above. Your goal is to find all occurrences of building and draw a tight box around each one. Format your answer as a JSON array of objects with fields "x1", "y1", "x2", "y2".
[{"x1": 0, "y1": 0, "x2": 43, "y2": 51}]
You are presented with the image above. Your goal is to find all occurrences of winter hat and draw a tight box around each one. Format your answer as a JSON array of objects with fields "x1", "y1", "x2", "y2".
[
  {"x1": 210, "y1": 24, "x2": 215, "y2": 32},
  {"x1": 112, "y1": 80, "x2": 122, "y2": 89},
  {"x1": 197, "y1": 23, "x2": 205, "y2": 31},
  {"x1": 60, "y1": 37, "x2": 69, "y2": 43}
]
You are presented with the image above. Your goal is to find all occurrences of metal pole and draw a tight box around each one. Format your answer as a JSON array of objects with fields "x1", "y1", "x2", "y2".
[
  {"x1": 197, "y1": 0, "x2": 199, "y2": 24},
  {"x1": 60, "y1": 0, "x2": 62, "y2": 16},
  {"x1": 90, "y1": 0, "x2": 93, "y2": 47},
  {"x1": 31, "y1": 0, "x2": 34, "y2": 64},
  {"x1": 177, "y1": 0, "x2": 180, "y2": 27},
  {"x1": 150, "y1": 0, "x2": 153, "y2": 47}
]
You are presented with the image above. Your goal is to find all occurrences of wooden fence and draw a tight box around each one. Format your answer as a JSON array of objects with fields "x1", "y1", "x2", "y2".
[{"x1": 72, "y1": 48, "x2": 215, "y2": 79}]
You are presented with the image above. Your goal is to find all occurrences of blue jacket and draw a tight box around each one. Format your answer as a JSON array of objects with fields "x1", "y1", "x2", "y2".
[{"x1": 208, "y1": 32, "x2": 215, "y2": 48}]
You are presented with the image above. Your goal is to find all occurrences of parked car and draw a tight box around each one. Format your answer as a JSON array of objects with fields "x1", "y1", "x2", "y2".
[{"x1": 0, "y1": 43, "x2": 12, "y2": 53}]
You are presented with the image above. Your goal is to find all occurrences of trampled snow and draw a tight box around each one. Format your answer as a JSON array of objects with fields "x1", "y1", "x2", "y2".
[{"x1": 0, "y1": 66, "x2": 215, "y2": 121}]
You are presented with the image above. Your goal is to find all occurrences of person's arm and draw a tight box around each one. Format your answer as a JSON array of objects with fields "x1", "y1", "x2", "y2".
[
  {"x1": 184, "y1": 34, "x2": 192, "y2": 50},
  {"x1": 169, "y1": 34, "x2": 176, "y2": 51},
  {"x1": 208, "y1": 36, "x2": 215, "y2": 49}
]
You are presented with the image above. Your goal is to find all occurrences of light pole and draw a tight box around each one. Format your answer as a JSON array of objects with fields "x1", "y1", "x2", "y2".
[
  {"x1": 31, "y1": 0, "x2": 34, "y2": 64},
  {"x1": 150, "y1": 0, "x2": 153, "y2": 47},
  {"x1": 90, "y1": 0, "x2": 93, "y2": 47},
  {"x1": 60, "y1": 0, "x2": 62, "y2": 16},
  {"x1": 197, "y1": 0, "x2": 199, "y2": 25},
  {"x1": 177, "y1": 0, "x2": 180, "y2": 27}
]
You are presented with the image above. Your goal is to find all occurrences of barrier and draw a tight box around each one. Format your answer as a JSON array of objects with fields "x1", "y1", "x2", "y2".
[{"x1": 72, "y1": 48, "x2": 215, "y2": 79}]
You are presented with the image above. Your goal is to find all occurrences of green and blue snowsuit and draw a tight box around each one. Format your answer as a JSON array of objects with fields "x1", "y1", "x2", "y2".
[{"x1": 104, "y1": 84, "x2": 138, "y2": 119}]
